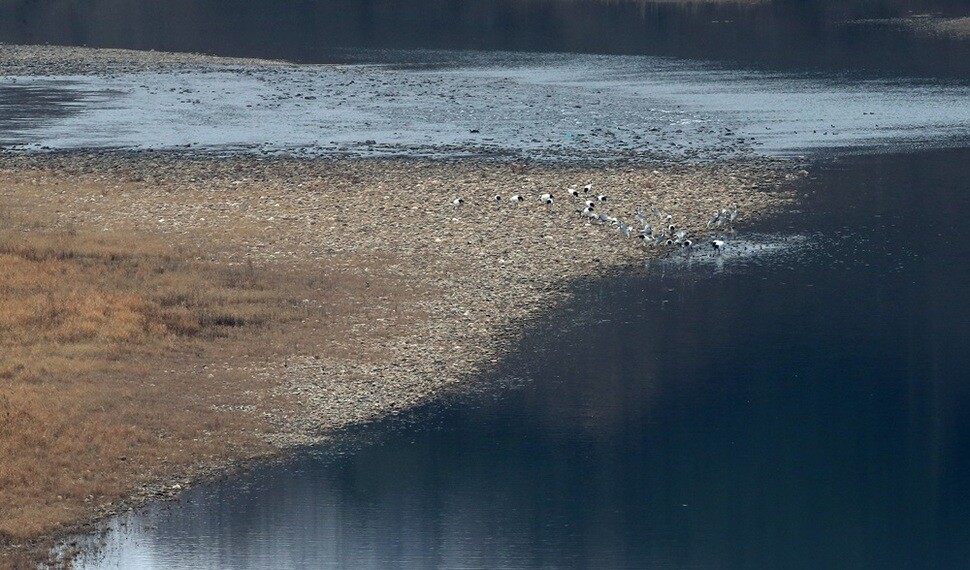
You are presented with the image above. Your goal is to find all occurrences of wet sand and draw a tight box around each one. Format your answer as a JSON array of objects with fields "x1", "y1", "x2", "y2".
[
  {"x1": 0, "y1": 43, "x2": 290, "y2": 76},
  {"x1": 0, "y1": 45, "x2": 800, "y2": 565}
]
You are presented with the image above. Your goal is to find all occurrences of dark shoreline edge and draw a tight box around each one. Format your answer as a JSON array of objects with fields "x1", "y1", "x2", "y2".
[{"x1": 0, "y1": 44, "x2": 803, "y2": 567}]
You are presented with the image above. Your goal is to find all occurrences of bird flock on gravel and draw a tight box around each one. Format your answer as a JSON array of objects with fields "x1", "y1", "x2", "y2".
[{"x1": 451, "y1": 182, "x2": 739, "y2": 254}]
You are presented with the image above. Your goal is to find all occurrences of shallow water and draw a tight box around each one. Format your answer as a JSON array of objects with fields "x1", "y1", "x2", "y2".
[
  {"x1": 1, "y1": 54, "x2": 968, "y2": 158},
  {"x1": 72, "y1": 147, "x2": 970, "y2": 569},
  {"x1": 3, "y1": 0, "x2": 967, "y2": 567},
  {"x1": 0, "y1": 80, "x2": 91, "y2": 139},
  {"x1": 2, "y1": 0, "x2": 970, "y2": 158}
]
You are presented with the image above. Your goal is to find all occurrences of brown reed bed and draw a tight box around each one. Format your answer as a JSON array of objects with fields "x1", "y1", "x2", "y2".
[{"x1": 0, "y1": 150, "x2": 795, "y2": 567}]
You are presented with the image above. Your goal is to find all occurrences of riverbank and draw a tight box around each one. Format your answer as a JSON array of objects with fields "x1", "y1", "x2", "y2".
[
  {"x1": 0, "y1": 41, "x2": 799, "y2": 568},
  {"x1": 0, "y1": 149, "x2": 798, "y2": 566},
  {"x1": 0, "y1": 43, "x2": 290, "y2": 76}
]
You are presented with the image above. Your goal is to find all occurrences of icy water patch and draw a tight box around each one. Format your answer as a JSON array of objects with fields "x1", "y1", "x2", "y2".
[{"x1": 2, "y1": 52, "x2": 968, "y2": 159}]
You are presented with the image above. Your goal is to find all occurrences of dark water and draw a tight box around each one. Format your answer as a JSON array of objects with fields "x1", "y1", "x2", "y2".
[
  {"x1": 3, "y1": 0, "x2": 965, "y2": 567},
  {"x1": 0, "y1": 80, "x2": 83, "y2": 137},
  {"x1": 2, "y1": 0, "x2": 970, "y2": 79},
  {"x1": 75, "y1": 147, "x2": 970, "y2": 569},
  {"x1": 2, "y1": 0, "x2": 968, "y2": 159}
]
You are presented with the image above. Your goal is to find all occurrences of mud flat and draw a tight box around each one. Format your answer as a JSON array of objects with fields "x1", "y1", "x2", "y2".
[
  {"x1": 0, "y1": 43, "x2": 290, "y2": 76},
  {"x1": 0, "y1": 45, "x2": 801, "y2": 567}
]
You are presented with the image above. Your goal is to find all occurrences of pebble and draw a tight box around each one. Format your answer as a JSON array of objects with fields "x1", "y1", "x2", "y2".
[{"x1": 0, "y1": 150, "x2": 799, "y2": 448}]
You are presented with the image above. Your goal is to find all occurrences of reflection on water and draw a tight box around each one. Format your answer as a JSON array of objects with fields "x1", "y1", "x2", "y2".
[
  {"x1": 74, "y1": 148, "x2": 970, "y2": 569},
  {"x1": 0, "y1": 80, "x2": 88, "y2": 144},
  {"x1": 1, "y1": 0, "x2": 970, "y2": 78},
  {"x1": 4, "y1": 0, "x2": 966, "y2": 566}
]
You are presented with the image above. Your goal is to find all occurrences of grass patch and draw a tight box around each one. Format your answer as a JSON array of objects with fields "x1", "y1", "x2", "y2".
[
  {"x1": 0, "y1": 222, "x2": 304, "y2": 559},
  {"x1": 0, "y1": 232, "x2": 289, "y2": 346}
]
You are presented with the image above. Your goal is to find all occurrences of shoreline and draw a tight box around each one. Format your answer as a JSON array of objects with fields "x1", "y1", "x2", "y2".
[
  {"x1": 2, "y1": 150, "x2": 799, "y2": 566},
  {"x1": 0, "y1": 45, "x2": 803, "y2": 567},
  {"x1": 0, "y1": 43, "x2": 292, "y2": 77}
]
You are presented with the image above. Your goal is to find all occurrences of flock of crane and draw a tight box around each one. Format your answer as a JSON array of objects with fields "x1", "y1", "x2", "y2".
[{"x1": 451, "y1": 183, "x2": 737, "y2": 254}]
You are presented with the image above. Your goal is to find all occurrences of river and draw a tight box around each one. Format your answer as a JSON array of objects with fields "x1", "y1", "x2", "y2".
[{"x1": 2, "y1": 0, "x2": 968, "y2": 568}]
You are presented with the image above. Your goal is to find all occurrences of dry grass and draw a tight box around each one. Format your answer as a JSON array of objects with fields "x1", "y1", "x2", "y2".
[
  {"x1": 0, "y1": 162, "x2": 429, "y2": 566},
  {"x1": 0, "y1": 152, "x2": 789, "y2": 567},
  {"x1": 0, "y1": 220, "x2": 307, "y2": 561},
  {"x1": 0, "y1": 233, "x2": 277, "y2": 345}
]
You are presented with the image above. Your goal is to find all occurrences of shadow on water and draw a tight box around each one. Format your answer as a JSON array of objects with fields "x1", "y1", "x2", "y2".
[
  {"x1": 74, "y1": 147, "x2": 970, "y2": 569},
  {"x1": 0, "y1": 81, "x2": 87, "y2": 143},
  {"x1": 1, "y1": 0, "x2": 970, "y2": 79}
]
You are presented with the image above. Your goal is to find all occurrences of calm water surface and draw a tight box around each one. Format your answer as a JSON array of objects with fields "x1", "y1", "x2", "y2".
[
  {"x1": 2, "y1": 0, "x2": 970, "y2": 78},
  {"x1": 73, "y1": 147, "x2": 970, "y2": 569},
  {"x1": 2, "y1": 0, "x2": 965, "y2": 568}
]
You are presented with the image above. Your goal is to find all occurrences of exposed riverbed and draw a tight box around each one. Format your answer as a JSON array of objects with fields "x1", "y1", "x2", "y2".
[
  {"x1": 69, "y1": 147, "x2": 970, "y2": 569},
  {"x1": 1, "y1": 0, "x2": 969, "y2": 568}
]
